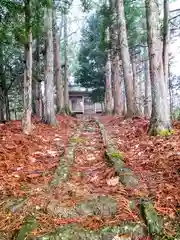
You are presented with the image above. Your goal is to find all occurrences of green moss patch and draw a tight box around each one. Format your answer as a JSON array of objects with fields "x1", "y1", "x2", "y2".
[
  {"x1": 47, "y1": 196, "x2": 117, "y2": 218},
  {"x1": 158, "y1": 129, "x2": 174, "y2": 137},
  {"x1": 16, "y1": 215, "x2": 37, "y2": 240},
  {"x1": 105, "y1": 149, "x2": 138, "y2": 188},
  {"x1": 140, "y1": 199, "x2": 163, "y2": 236},
  {"x1": 51, "y1": 123, "x2": 83, "y2": 186},
  {"x1": 29, "y1": 222, "x2": 146, "y2": 240},
  {"x1": 69, "y1": 137, "x2": 85, "y2": 144}
]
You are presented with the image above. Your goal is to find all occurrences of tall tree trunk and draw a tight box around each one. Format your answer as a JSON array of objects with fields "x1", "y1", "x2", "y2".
[
  {"x1": 163, "y1": 0, "x2": 171, "y2": 119},
  {"x1": 63, "y1": 13, "x2": 69, "y2": 114},
  {"x1": 138, "y1": 71, "x2": 144, "y2": 115},
  {"x1": 144, "y1": 49, "x2": 151, "y2": 118},
  {"x1": 145, "y1": 0, "x2": 171, "y2": 135},
  {"x1": 0, "y1": 44, "x2": 5, "y2": 122},
  {"x1": 35, "y1": 37, "x2": 42, "y2": 117},
  {"x1": 110, "y1": 0, "x2": 123, "y2": 115},
  {"x1": 117, "y1": 0, "x2": 134, "y2": 117},
  {"x1": 163, "y1": 0, "x2": 169, "y2": 86},
  {"x1": 131, "y1": 53, "x2": 141, "y2": 116},
  {"x1": 4, "y1": 94, "x2": 10, "y2": 120},
  {"x1": 22, "y1": 0, "x2": 32, "y2": 134},
  {"x1": 14, "y1": 102, "x2": 17, "y2": 120},
  {"x1": 22, "y1": 31, "x2": 33, "y2": 134},
  {"x1": 112, "y1": 56, "x2": 123, "y2": 115},
  {"x1": 32, "y1": 79, "x2": 36, "y2": 114},
  {"x1": 53, "y1": 8, "x2": 64, "y2": 113},
  {"x1": 0, "y1": 91, "x2": 5, "y2": 122},
  {"x1": 105, "y1": 51, "x2": 113, "y2": 114},
  {"x1": 44, "y1": 6, "x2": 56, "y2": 124}
]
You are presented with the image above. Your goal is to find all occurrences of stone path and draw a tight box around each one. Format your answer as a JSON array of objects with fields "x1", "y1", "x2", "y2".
[
  {"x1": 32, "y1": 119, "x2": 146, "y2": 239},
  {"x1": 3, "y1": 118, "x2": 166, "y2": 239}
]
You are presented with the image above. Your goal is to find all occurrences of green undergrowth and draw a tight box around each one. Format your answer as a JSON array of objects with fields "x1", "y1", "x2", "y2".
[{"x1": 158, "y1": 129, "x2": 175, "y2": 137}]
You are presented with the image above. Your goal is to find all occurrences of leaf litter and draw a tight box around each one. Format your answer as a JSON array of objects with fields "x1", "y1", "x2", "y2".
[
  {"x1": 0, "y1": 115, "x2": 77, "y2": 234},
  {"x1": 100, "y1": 116, "x2": 180, "y2": 235},
  {"x1": 1, "y1": 115, "x2": 179, "y2": 238}
]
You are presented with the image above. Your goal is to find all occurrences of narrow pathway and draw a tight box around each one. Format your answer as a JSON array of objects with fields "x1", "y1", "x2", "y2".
[
  {"x1": 47, "y1": 118, "x2": 138, "y2": 231},
  {"x1": 1, "y1": 118, "x2": 169, "y2": 239},
  {"x1": 71, "y1": 119, "x2": 117, "y2": 195},
  {"x1": 9, "y1": 118, "x2": 146, "y2": 240}
]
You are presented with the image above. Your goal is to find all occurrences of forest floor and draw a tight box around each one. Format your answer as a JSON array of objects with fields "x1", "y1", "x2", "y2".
[{"x1": 0, "y1": 115, "x2": 179, "y2": 240}]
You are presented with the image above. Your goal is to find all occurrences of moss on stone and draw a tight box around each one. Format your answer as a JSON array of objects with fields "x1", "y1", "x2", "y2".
[
  {"x1": 140, "y1": 199, "x2": 163, "y2": 236},
  {"x1": 108, "y1": 150, "x2": 124, "y2": 160},
  {"x1": 51, "y1": 123, "x2": 83, "y2": 186},
  {"x1": 47, "y1": 196, "x2": 117, "y2": 218},
  {"x1": 105, "y1": 149, "x2": 138, "y2": 188},
  {"x1": 69, "y1": 137, "x2": 85, "y2": 144},
  {"x1": 30, "y1": 222, "x2": 146, "y2": 240},
  {"x1": 16, "y1": 215, "x2": 37, "y2": 240},
  {"x1": 118, "y1": 167, "x2": 139, "y2": 188}
]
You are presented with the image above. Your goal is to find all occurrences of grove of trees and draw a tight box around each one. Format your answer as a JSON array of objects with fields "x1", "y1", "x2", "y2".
[{"x1": 0, "y1": 0, "x2": 180, "y2": 135}]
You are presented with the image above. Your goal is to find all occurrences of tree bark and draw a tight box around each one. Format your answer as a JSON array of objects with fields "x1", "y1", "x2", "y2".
[
  {"x1": 44, "y1": 6, "x2": 56, "y2": 124},
  {"x1": 53, "y1": 8, "x2": 64, "y2": 113},
  {"x1": 0, "y1": 90, "x2": 5, "y2": 122},
  {"x1": 110, "y1": 0, "x2": 123, "y2": 115},
  {"x1": 63, "y1": 13, "x2": 70, "y2": 114},
  {"x1": 22, "y1": 0, "x2": 32, "y2": 134},
  {"x1": 144, "y1": 49, "x2": 151, "y2": 118},
  {"x1": 112, "y1": 56, "x2": 123, "y2": 115},
  {"x1": 131, "y1": 53, "x2": 141, "y2": 116},
  {"x1": 0, "y1": 50, "x2": 4, "y2": 122},
  {"x1": 35, "y1": 37, "x2": 43, "y2": 117},
  {"x1": 145, "y1": 0, "x2": 171, "y2": 135},
  {"x1": 22, "y1": 31, "x2": 32, "y2": 134},
  {"x1": 163, "y1": 0, "x2": 169, "y2": 86},
  {"x1": 4, "y1": 94, "x2": 10, "y2": 120},
  {"x1": 32, "y1": 79, "x2": 36, "y2": 114},
  {"x1": 117, "y1": 0, "x2": 134, "y2": 117},
  {"x1": 105, "y1": 51, "x2": 113, "y2": 114}
]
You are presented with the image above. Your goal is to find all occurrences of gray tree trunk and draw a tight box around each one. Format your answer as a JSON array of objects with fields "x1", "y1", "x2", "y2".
[
  {"x1": 44, "y1": 7, "x2": 56, "y2": 124},
  {"x1": 63, "y1": 13, "x2": 70, "y2": 114},
  {"x1": 131, "y1": 53, "x2": 141, "y2": 116},
  {"x1": 0, "y1": 45, "x2": 5, "y2": 122},
  {"x1": 105, "y1": 51, "x2": 113, "y2": 114},
  {"x1": 144, "y1": 48, "x2": 151, "y2": 118},
  {"x1": 22, "y1": 0, "x2": 33, "y2": 133},
  {"x1": 117, "y1": 0, "x2": 134, "y2": 117},
  {"x1": 0, "y1": 89, "x2": 5, "y2": 122},
  {"x1": 22, "y1": 30, "x2": 32, "y2": 134},
  {"x1": 5, "y1": 94, "x2": 10, "y2": 120},
  {"x1": 35, "y1": 37, "x2": 42, "y2": 117},
  {"x1": 112, "y1": 56, "x2": 123, "y2": 115},
  {"x1": 163, "y1": 0, "x2": 169, "y2": 86},
  {"x1": 53, "y1": 8, "x2": 64, "y2": 113},
  {"x1": 110, "y1": 0, "x2": 123, "y2": 115},
  {"x1": 145, "y1": 0, "x2": 171, "y2": 135}
]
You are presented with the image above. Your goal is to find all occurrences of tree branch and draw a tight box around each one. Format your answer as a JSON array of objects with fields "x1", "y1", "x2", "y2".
[{"x1": 169, "y1": 13, "x2": 180, "y2": 21}]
